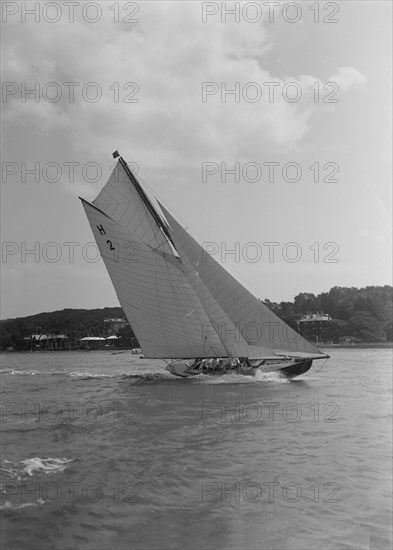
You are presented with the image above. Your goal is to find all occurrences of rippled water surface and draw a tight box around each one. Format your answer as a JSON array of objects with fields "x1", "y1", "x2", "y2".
[{"x1": 1, "y1": 348, "x2": 392, "y2": 549}]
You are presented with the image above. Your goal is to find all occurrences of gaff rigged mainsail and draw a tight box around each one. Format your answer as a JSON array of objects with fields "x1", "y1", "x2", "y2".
[{"x1": 80, "y1": 155, "x2": 325, "y2": 360}]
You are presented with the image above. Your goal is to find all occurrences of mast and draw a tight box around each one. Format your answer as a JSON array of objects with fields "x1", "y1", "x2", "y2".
[{"x1": 114, "y1": 151, "x2": 176, "y2": 251}]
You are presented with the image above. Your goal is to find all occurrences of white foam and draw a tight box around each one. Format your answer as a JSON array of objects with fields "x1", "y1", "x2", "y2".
[
  {"x1": 1, "y1": 368, "x2": 115, "y2": 378},
  {"x1": 69, "y1": 371, "x2": 114, "y2": 378},
  {"x1": 0, "y1": 464, "x2": 19, "y2": 478},
  {"x1": 198, "y1": 370, "x2": 287, "y2": 384},
  {"x1": 0, "y1": 498, "x2": 45, "y2": 511},
  {"x1": 20, "y1": 457, "x2": 73, "y2": 477},
  {"x1": 1, "y1": 369, "x2": 33, "y2": 375}
]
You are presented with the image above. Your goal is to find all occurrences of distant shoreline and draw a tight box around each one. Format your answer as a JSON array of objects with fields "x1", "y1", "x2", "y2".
[{"x1": 321, "y1": 343, "x2": 393, "y2": 349}]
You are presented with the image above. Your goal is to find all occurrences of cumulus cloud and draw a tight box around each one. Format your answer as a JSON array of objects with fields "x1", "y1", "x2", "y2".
[
  {"x1": 329, "y1": 66, "x2": 367, "y2": 92},
  {"x1": 2, "y1": 2, "x2": 366, "y2": 173}
]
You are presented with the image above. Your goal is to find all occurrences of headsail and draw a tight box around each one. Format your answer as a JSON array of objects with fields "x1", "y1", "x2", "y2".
[
  {"x1": 156, "y1": 204, "x2": 273, "y2": 358},
  {"x1": 159, "y1": 204, "x2": 324, "y2": 359}
]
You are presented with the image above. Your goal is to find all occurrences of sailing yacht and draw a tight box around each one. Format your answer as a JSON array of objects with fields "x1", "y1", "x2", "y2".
[{"x1": 80, "y1": 152, "x2": 329, "y2": 379}]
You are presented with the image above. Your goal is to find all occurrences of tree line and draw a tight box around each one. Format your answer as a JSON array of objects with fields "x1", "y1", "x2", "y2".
[
  {"x1": 1, "y1": 285, "x2": 392, "y2": 351},
  {"x1": 264, "y1": 285, "x2": 392, "y2": 343}
]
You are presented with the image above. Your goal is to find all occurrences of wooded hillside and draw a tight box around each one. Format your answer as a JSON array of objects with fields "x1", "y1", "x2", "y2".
[{"x1": 1, "y1": 285, "x2": 392, "y2": 350}]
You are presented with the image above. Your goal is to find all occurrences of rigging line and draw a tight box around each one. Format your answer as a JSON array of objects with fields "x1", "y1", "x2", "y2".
[
  {"x1": 150, "y1": 224, "x2": 190, "y2": 254},
  {"x1": 151, "y1": 240, "x2": 170, "y2": 252},
  {"x1": 150, "y1": 191, "x2": 269, "y2": 304},
  {"x1": 150, "y1": 236, "x2": 178, "y2": 254},
  {"x1": 118, "y1": 156, "x2": 176, "y2": 250},
  {"x1": 313, "y1": 356, "x2": 330, "y2": 373}
]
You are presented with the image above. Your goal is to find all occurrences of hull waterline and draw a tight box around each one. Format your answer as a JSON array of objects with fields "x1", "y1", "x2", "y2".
[{"x1": 165, "y1": 358, "x2": 313, "y2": 379}]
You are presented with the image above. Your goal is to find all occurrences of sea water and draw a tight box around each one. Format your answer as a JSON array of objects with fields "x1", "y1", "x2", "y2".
[{"x1": 1, "y1": 348, "x2": 392, "y2": 550}]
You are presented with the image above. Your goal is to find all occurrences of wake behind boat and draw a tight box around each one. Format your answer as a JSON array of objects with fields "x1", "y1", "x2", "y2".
[{"x1": 80, "y1": 152, "x2": 329, "y2": 380}]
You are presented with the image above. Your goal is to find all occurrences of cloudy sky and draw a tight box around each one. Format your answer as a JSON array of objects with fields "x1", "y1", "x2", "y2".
[{"x1": 1, "y1": 1, "x2": 392, "y2": 319}]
